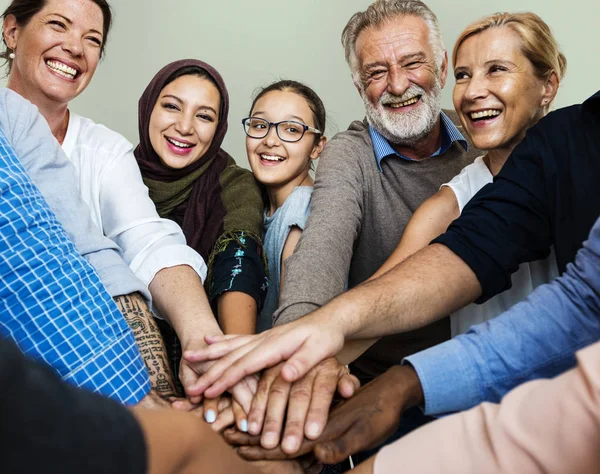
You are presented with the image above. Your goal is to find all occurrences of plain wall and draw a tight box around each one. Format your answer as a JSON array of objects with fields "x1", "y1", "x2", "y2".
[{"x1": 1, "y1": 0, "x2": 598, "y2": 169}]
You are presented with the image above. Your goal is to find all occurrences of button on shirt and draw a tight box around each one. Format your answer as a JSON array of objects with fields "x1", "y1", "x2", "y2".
[
  {"x1": 0, "y1": 130, "x2": 150, "y2": 405},
  {"x1": 406, "y1": 90, "x2": 600, "y2": 415},
  {"x1": 369, "y1": 111, "x2": 468, "y2": 171}
]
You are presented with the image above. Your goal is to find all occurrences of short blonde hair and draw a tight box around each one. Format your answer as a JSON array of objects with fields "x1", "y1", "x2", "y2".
[{"x1": 453, "y1": 12, "x2": 566, "y2": 84}]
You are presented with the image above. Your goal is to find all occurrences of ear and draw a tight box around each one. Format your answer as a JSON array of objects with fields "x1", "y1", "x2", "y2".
[
  {"x1": 541, "y1": 70, "x2": 559, "y2": 108},
  {"x1": 3, "y1": 15, "x2": 20, "y2": 51},
  {"x1": 309, "y1": 136, "x2": 327, "y2": 160},
  {"x1": 439, "y1": 50, "x2": 449, "y2": 89}
]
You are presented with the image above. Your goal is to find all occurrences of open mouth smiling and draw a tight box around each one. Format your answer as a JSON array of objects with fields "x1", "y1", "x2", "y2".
[
  {"x1": 385, "y1": 95, "x2": 422, "y2": 109},
  {"x1": 45, "y1": 59, "x2": 80, "y2": 80},
  {"x1": 165, "y1": 136, "x2": 195, "y2": 149},
  {"x1": 469, "y1": 109, "x2": 502, "y2": 121},
  {"x1": 260, "y1": 154, "x2": 286, "y2": 163}
]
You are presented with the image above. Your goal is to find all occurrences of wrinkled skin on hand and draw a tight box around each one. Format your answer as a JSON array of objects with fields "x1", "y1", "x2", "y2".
[{"x1": 224, "y1": 365, "x2": 423, "y2": 465}]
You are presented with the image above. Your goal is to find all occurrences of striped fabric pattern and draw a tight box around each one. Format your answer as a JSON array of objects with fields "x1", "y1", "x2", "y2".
[
  {"x1": 0, "y1": 130, "x2": 150, "y2": 405},
  {"x1": 369, "y1": 111, "x2": 468, "y2": 172}
]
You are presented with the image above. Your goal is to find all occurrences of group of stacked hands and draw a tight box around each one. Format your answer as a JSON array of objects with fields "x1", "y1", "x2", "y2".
[{"x1": 1, "y1": 0, "x2": 600, "y2": 473}]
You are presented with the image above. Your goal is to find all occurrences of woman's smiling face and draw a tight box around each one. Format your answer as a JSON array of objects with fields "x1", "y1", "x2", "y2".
[
  {"x1": 4, "y1": 0, "x2": 105, "y2": 107},
  {"x1": 149, "y1": 74, "x2": 221, "y2": 170},
  {"x1": 453, "y1": 26, "x2": 548, "y2": 153}
]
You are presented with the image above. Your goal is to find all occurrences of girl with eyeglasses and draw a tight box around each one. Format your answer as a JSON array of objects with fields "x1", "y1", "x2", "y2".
[{"x1": 244, "y1": 80, "x2": 327, "y2": 331}]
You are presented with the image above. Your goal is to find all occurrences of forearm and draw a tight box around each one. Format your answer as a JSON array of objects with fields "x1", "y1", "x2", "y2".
[
  {"x1": 133, "y1": 407, "x2": 256, "y2": 474},
  {"x1": 149, "y1": 265, "x2": 222, "y2": 348},
  {"x1": 317, "y1": 244, "x2": 481, "y2": 341},
  {"x1": 114, "y1": 293, "x2": 177, "y2": 398},
  {"x1": 336, "y1": 339, "x2": 378, "y2": 365},
  {"x1": 218, "y1": 291, "x2": 257, "y2": 334}
]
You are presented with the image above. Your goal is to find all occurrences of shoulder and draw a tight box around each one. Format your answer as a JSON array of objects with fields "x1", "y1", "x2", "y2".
[
  {"x1": 0, "y1": 89, "x2": 42, "y2": 139},
  {"x1": 285, "y1": 186, "x2": 312, "y2": 215},
  {"x1": 317, "y1": 119, "x2": 374, "y2": 174},
  {"x1": 68, "y1": 113, "x2": 134, "y2": 158},
  {"x1": 320, "y1": 119, "x2": 372, "y2": 160},
  {"x1": 275, "y1": 187, "x2": 313, "y2": 231}
]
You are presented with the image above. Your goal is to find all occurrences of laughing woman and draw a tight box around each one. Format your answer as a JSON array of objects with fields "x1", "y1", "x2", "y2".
[{"x1": 0, "y1": 0, "x2": 240, "y2": 407}]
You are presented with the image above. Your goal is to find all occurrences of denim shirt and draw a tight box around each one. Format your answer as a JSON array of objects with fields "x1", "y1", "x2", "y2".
[{"x1": 406, "y1": 214, "x2": 600, "y2": 416}]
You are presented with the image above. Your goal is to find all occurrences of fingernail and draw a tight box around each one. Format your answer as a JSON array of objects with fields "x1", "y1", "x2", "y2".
[
  {"x1": 249, "y1": 422, "x2": 260, "y2": 435},
  {"x1": 306, "y1": 422, "x2": 321, "y2": 438},
  {"x1": 282, "y1": 436, "x2": 299, "y2": 453},
  {"x1": 205, "y1": 410, "x2": 216, "y2": 423},
  {"x1": 262, "y1": 433, "x2": 278, "y2": 448},
  {"x1": 240, "y1": 419, "x2": 248, "y2": 433}
]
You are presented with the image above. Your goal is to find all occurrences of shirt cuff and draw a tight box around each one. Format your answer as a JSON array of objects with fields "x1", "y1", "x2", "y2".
[
  {"x1": 132, "y1": 244, "x2": 208, "y2": 287},
  {"x1": 403, "y1": 338, "x2": 482, "y2": 416},
  {"x1": 63, "y1": 330, "x2": 151, "y2": 405}
]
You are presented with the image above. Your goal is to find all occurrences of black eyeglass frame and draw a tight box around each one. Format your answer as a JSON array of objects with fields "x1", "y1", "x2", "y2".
[{"x1": 241, "y1": 117, "x2": 322, "y2": 143}]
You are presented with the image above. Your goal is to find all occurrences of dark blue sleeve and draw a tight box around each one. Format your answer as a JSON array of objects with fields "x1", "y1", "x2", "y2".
[
  {"x1": 434, "y1": 123, "x2": 555, "y2": 302},
  {"x1": 0, "y1": 337, "x2": 147, "y2": 474},
  {"x1": 209, "y1": 232, "x2": 268, "y2": 311}
]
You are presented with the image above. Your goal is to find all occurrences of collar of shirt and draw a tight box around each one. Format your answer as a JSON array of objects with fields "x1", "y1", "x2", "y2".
[{"x1": 369, "y1": 111, "x2": 468, "y2": 172}]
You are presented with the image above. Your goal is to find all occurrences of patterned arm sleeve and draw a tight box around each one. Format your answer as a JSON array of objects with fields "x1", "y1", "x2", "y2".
[{"x1": 208, "y1": 232, "x2": 268, "y2": 311}]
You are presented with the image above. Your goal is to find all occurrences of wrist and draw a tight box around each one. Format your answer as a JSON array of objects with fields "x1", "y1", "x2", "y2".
[{"x1": 385, "y1": 364, "x2": 424, "y2": 410}]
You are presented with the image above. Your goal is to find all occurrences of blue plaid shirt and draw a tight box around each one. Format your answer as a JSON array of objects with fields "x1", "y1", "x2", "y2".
[
  {"x1": 369, "y1": 111, "x2": 468, "y2": 172},
  {"x1": 0, "y1": 130, "x2": 150, "y2": 405}
]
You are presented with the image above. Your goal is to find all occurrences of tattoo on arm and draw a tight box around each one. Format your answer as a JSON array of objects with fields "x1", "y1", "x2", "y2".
[{"x1": 114, "y1": 293, "x2": 178, "y2": 398}]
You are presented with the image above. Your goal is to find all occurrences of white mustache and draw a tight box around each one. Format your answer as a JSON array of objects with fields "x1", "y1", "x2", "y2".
[{"x1": 379, "y1": 86, "x2": 426, "y2": 106}]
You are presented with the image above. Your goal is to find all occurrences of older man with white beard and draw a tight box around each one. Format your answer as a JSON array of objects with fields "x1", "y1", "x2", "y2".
[{"x1": 261, "y1": 0, "x2": 478, "y2": 453}]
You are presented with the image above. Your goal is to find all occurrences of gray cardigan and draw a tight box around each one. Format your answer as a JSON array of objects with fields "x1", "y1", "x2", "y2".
[{"x1": 274, "y1": 114, "x2": 479, "y2": 381}]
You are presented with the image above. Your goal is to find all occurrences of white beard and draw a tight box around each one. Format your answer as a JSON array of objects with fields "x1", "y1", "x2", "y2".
[{"x1": 363, "y1": 79, "x2": 443, "y2": 146}]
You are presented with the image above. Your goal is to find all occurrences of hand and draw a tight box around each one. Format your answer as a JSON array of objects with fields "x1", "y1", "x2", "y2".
[
  {"x1": 245, "y1": 359, "x2": 359, "y2": 454},
  {"x1": 184, "y1": 316, "x2": 346, "y2": 399},
  {"x1": 180, "y1": 342, "x2": 258, "y2": 426},
  {"x1": 226, "y1": 365, "x2": 424, "y2": 464}
]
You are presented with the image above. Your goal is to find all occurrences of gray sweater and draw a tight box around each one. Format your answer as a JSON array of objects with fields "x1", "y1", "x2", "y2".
[{"x1": 274, "y1": 114, "x2": 478, "y2": 381}]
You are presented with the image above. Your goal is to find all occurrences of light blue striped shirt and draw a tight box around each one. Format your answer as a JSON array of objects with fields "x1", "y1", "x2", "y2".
[
  {"x1": 369, "y1": 111, "x2": 468, "y2": 172},
  {"x1": 0, "y1": 129, "x2": 150, "y2": 405}
]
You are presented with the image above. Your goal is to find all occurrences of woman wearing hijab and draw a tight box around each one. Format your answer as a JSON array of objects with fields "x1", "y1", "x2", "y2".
[{"x1": 134, "y1": 60, "x2": 267, "y2": 423}]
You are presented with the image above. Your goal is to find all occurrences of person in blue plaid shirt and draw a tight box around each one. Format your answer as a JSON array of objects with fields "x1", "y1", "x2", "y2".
[{"x1": 0, "y1": 90, "x2": 151, "y2": 405}]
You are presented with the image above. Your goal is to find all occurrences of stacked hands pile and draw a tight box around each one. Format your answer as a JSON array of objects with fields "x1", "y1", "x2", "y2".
[{"x1": 2, "y1": 0, "x2": 600, "y2": 473}]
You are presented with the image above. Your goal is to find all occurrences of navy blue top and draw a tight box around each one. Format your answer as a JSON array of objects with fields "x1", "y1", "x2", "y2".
[{"x1": 435, "y1": 90, "x2": 600, "y2": 302}]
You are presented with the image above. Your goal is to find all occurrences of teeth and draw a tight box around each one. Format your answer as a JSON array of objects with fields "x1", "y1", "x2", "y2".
[
  {"x1": 46, "y1": 60, "x2": 77, "y2": 78},
  {"x1": 166, "y1": 137, "x2": 194, "y2": 148},
  {"x1": 470, "y1": 110, "x2": 501, "y2": 120},
  {"x1": 388, "y1": 96, "x2": 420, "y2": 108},
  {"x1": 260, "y1": 154, "x2": 285, "y2": 162}
]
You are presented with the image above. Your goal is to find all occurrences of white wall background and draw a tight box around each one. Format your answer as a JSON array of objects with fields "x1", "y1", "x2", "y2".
[{"x1": 1, "y1": 0, "x2": 598, "y2": 169}]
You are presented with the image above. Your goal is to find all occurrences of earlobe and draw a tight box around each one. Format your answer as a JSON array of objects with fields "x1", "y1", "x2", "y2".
[
  {"x1": 542, "y1": 71, "x2": 560, "y2": 107},
  {"x1": 310, "y1": 137, "x2": 327, "y2": 159},
  {"x1": 439, "y1": 51, "x2": 449, "y2": 88},
  {"x1": 3, "y1": 15, "x2": 19, "y2": 50}
]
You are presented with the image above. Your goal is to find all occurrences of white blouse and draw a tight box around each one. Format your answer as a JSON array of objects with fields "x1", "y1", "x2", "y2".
[
  {"x1": 62, "y1": 112, "x2": 207, "y2": 287},
  {"x1": 442, "y1": 156, "x2": 559, "y2": 337}
]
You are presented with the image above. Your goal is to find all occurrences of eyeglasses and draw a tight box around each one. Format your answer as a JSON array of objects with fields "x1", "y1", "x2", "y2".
[{"x1": 242, "y1": 117, "x2": 322, "y2": 143}]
